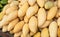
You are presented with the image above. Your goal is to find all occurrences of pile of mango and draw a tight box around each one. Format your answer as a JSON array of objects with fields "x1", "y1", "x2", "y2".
[{"x1": 0, "y1": 0, "x2": 60, "y2": 37}]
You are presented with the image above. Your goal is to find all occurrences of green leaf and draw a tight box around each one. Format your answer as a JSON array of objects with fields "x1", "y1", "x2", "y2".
[
  {"x1": 0, "y1": 4, "x2": 3, "y2": 8},
  {"x1": 1, "y1": 0, "x2": 8, "y2": 4}
]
